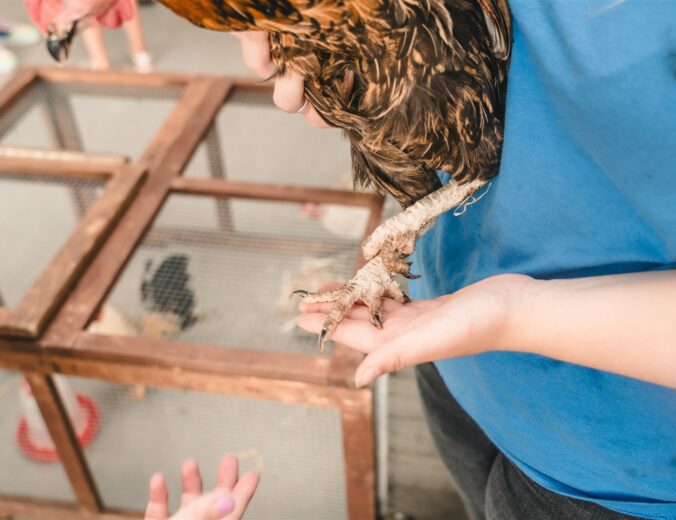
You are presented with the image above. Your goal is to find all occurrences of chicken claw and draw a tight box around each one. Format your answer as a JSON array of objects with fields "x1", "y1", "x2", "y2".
[
  {"x1": 295, "y1": 179, "x2": 489, "y2": 351},
  {"x1": 294, "y1": 256, "x2": 410, "y2": 351}
]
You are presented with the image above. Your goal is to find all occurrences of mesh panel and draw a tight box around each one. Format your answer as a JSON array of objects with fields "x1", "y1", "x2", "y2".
[
  {"x1": 0, "y1": 80, "x2": 181, "y2": 161},
  {"x1": 183, "y1": 86, "x2": 354, "y2": 188},
  {"x1": 0, "y1": 369, "x2": 75, "y2": 501},
  {"x1": 0, "y1": 172, "x2": 103, "y2": 307},
  {"x1": 96, "y1": 193, "x2": 368, "y2": 355},
  {"x1": 65, "y1": 376, "x2": 348, "y2": 519}
]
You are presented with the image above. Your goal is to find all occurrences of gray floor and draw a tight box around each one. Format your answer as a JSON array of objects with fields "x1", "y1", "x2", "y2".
[{"x1": 0, "y1": 2, "x2": 464, "y2": 518}]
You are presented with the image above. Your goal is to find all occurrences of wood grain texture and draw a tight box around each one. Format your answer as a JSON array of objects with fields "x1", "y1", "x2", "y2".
[
  {"x1": 0, "y1": 147, "x2": 129, "y2": 175},
  {"x1": 171, "y1": 177, "x2": 380, "y2": 208},
  {"x1": 72, "y1": 332, "x2": 332, "y2": 385},
  {"x1": 0, "y1": 164, "x2": 146, "y2": 338},
  {"x1": 0, "y1": 67, "x2": 38, "y2": 122},
  {"x1": 41, "y1": 78, "x2": 232, "y2": 348},
  {"x1": 47, "y1": 354, "x2": 371, "y2": 411},
  {"x1": 0, "y1": 70, "x2": 382, "y2": 519},
  {"x1": 0, "y1": 495, "x2": 141, "y2": 520},
  {"x1": 37, "y1": 67, "x2": 195, "y2": 89},
  {"x1": 24, "y1": 373, "x2": 102, "y2": 513},
  {"x1": 342, "y1": 399, "x2": 376, "y2": 520}
]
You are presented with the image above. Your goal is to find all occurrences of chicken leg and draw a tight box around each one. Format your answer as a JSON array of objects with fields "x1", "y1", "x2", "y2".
[{"x1": 295, "y1": 178, "x2": 489, "y2": 351}]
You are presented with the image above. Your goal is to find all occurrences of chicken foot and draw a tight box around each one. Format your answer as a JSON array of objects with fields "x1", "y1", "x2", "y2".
[{"x1": 295, "y1": 178, "x2": 488, "y2": 351}]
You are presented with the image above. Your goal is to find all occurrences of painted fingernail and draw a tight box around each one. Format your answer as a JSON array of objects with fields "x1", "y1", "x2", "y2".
[
  {"x1": 355, "y1": 367, "x2": 380, "y2": 388},
  {"x1": 217, "y1": 496, "x2": 235, "y2": 515}
]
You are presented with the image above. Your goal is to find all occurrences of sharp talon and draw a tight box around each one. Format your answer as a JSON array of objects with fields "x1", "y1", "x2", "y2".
[
  {"x1": 291, "y1": 290, "x2": 310, "y2": 298},
  {"x1": 402, "y1": 271, "x2": 421, "y2": 280},
  {"x1": 319, "y1": 328, "x2": 329, "y2": 352},
  {"x1": 403, "y1": 293, "x2": 412, "y2": 304},
  {"x1": 372, "y1": 313, "x2": 383, "y2": 329}
]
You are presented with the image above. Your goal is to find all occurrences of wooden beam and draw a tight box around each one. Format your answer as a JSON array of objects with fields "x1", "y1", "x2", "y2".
[
  {"x1": 41, "y1": 78, "x2": 232, "y2": 348},
  {"x1": 24, "y1": 373, "x2": 102, "y2": 513},
  {"x1": 47, "y1": 352, "x2": 370, "y2": 411},
  {"x1": 171, "y1": 177, "x2": 380, "y2": 208},
  {"x1": 0, "y1": 146, "x2": 129, "y2": 170},
  {"x1": 342, "y1": 398, "x2": 376, "y2": 520},
  {"x1": 37, "y1": 67, "x2": 194, "y2": 90},
  {"x1": 0, "y1": 67, "x2": 38, "y2": 119},
  {"x1": 0, "y1": 337, "x2": 47, "y2": 372},
  {"x1": 0, "y1": 495, "x2": 141, "y2": 520},
  {"x1": 0, "y1": 165, "x2": 146, "y2": 338},
  {"x1": 71, "y1": 332, "x2": 332, "y2": 386}
]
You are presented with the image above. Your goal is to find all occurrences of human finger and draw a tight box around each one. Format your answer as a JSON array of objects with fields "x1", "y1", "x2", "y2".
[
  {"x1": 273, "y1": 70, "x2": 306, "y2": 112},
  {"x1": 302, "y1": 102, "x2": 332, "y2": 128},
  {"x1": 180, "y1": 458, "x2": 203, "y2": 508},
  {"x1": 225, "y1": 472, "x2": 261, "y2": 520},
  {"x1": 352, "y1": 311, "x2": 466, "y2": 387},
  {"x1": 296, "y1": 313, "x2": 381, "y2": 352},
  {"x1": 216, "y1": 455, "x2": 239, "y2": 490},
  {"x1": 145, "y1": 472, "x2": 170, "y2": 520},
  {"x1": 238, "y1": 31, "x2": 275, "y2": 78}
]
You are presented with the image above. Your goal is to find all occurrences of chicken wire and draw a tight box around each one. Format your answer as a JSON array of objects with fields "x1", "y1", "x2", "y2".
[
  {"x1": 0, "y1": 369, "x2": 75, "y2": 502},
  {"x1": 183, "y1": 86, "x2": 355, "y2": 189},
  {"x1": 64, "y1": 375, "x2": 348, "y2": 519},
  {"x1": 0, "y1": 79, "x2": 181, "y2": 161},
  {"x1": 0, "y1": 172, "x2": 103, "y2": 308},
  {"x1": 95, "y1": 193, "x2": 369, "y2": 355}
]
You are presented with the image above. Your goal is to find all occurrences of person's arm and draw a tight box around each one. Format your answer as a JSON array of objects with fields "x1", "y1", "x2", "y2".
[
  {"x1": 297, "y1": 270, "x2": 676, "y2": 389},
  {"x1": 507, "y1": 270, "x2": 676, "y2": 388},
  {"x1": 233, "y1": 31, "x2": 676, "y2": 390}
]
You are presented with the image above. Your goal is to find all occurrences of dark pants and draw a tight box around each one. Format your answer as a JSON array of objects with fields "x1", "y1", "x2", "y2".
[{"x1": 414, "y1": 363, "x2": 640, "y2": 520}]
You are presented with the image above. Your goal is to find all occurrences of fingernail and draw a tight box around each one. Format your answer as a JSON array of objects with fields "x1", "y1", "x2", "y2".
[
  {"x1": 217, "y1": 496, "x2": 235, "y2": 515},
  {"x1": 355, "y1": 367, "x2": 380, "y2": 388}
]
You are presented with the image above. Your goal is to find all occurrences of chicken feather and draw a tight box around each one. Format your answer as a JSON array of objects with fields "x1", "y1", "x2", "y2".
[
  {"x1": 30, "y1": 0, "x2": 513, "y2": 347},
  {"x1": 149, "y1": 0, "x2": 511, "y2": 207}
]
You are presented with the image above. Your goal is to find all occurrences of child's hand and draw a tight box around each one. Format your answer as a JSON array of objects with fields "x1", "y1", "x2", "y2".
[{"x1": 144, "y1": 456, "x2": 260, "y2": 520}]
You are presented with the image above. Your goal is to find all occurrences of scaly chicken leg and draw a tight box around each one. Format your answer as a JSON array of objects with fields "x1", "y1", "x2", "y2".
[{"x1": 295, "y1": 178, "x2": 488, "y2": 350}]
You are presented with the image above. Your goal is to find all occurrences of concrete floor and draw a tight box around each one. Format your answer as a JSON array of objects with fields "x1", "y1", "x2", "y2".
[{"x1": 0, "y1": 2, "x2": 464, "y2": 519}]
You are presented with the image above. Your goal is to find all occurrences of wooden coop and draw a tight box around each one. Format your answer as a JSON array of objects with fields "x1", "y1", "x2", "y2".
[{"x1": 0, "y1": 68, "x2": 384, "y2": 520}]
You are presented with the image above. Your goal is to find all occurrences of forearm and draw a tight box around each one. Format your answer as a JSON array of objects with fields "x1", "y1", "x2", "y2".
[{"x1": 502, "y1": 270, "x2": 676, "y2": 388}]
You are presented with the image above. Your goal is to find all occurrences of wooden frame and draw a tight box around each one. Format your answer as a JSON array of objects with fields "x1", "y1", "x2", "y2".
[
  {"x1": 0, "y1": 157, "x2": 145, "y2": 338},
  {"x1": 0, "y1": 68, "x2": 383, "y2": 520}
]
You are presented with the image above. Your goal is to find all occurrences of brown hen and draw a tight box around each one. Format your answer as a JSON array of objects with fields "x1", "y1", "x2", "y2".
[{"x1": 37, "y1": 0, "x2": 512, "y2": 349}]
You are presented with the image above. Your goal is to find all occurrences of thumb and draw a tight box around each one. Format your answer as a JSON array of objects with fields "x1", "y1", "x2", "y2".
[
  {"x1": 172, "y1": 488, "x2": 235, "y2": 520},
  {"x1": 353, "y1": 330, "x2": 449, "y2": 388}
]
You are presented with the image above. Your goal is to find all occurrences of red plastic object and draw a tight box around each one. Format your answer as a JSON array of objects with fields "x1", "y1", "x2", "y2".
[{"x1": 16, "y1": 394, "x2": 100, "y2": 463}]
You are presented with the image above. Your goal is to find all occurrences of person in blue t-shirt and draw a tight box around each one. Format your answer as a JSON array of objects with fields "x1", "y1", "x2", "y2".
[{"x1": 238, "y1": 1, "x2": 676, "y2": 518}]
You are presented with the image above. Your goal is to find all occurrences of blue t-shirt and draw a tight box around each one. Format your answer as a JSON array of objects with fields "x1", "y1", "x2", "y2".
[{"x1": 410, "y1": 1, "x2": 676, "y2": 518}]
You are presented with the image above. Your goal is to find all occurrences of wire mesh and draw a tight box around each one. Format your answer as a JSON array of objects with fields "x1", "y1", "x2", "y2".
[
  {"x1": 0, "y1": 79, "x2": 182, "y2": 161},
  {"x1": 95, "y1": 193, "x2": 368, "y2": 355},
  {"x1": 0, "y1": 172, "x2": 103, "y2": 308},
  {"x1": 0, "y1": 369, "x2": 75, "y2": 502},
  {"x1": 183, "y1": 86, "x2": 354, "y2": 189},
  {"x1": 64, "y1": 375, "x2": 348, "y2": 519}
]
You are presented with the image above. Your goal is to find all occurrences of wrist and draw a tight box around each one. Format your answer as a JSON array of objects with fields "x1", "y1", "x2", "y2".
[{"x1": 491, "y1": 273, "x2": 545, "y2": 352}]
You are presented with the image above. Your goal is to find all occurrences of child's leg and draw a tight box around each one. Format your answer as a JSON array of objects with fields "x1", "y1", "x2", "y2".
[
  {"x1": 81, "y1": 26, "x2": 110, "y2": 70},
  {"x1": 123, "y1": 1, "x2": 153, "y2": 72},
  {"x1": 0, "y1": 44, "x2": 18, "y2": 75}
]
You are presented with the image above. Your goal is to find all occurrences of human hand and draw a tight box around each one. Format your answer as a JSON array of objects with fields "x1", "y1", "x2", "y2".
[
  {"x1": 234, "y1": 31, "x2": 352, "y2": 128},
  {"x1": 297, "y1": 274, "x2": 534, "y2": 387},
  {"x1": 144, "y1": 456, "x2": 260, "y2": 520}
]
